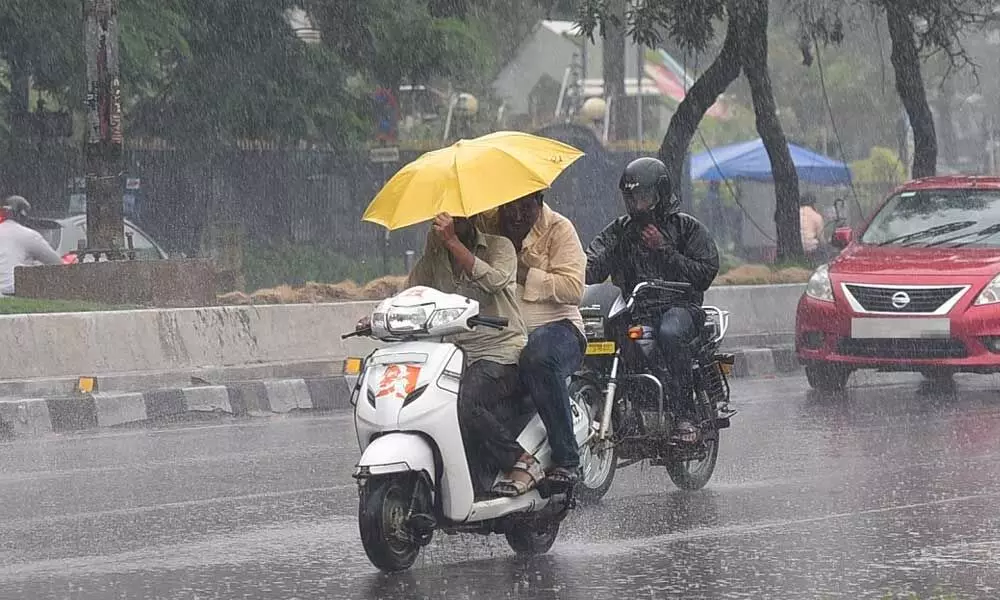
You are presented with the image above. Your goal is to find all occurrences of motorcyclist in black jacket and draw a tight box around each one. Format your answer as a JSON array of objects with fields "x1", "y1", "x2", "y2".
[{"x1": 585, "y1": 157, "x2": 721, "y2": 443}]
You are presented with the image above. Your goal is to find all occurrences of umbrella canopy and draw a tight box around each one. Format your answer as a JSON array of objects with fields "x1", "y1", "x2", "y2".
[
  {"x1": 362, "y1": 131, "x2": 584, "y2": 231},
  {"x1": 690, "y1": 138, "x2": 852, "y2": 186}
]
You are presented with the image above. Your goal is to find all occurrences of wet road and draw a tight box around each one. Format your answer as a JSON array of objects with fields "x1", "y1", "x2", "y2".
[{"x1": 3, "y1": 373, "x2": 1000, "y2": 599}]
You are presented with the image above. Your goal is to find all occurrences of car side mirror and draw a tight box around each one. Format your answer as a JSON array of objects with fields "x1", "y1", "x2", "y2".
[{"x1": 831, "y1": 227, "x2": 853, "y2": 250}]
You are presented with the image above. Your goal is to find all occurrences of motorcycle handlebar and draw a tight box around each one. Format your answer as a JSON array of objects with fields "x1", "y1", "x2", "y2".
[{"x1": 468, "y1": 315, "x2": 508, "y2": 330}]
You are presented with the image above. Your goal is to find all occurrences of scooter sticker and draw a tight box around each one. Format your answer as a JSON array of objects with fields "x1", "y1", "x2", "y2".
[{"x1": 376, "y1": 364, "x2": 422, "y2": 400}]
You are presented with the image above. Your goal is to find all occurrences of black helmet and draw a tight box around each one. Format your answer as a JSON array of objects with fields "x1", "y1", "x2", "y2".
[
  {"x1": 2, "y1": 195, "x2": 31, "y2": 221},
  {"x1": 619, "y1": 157, "x2": 676, "y2": 217}
]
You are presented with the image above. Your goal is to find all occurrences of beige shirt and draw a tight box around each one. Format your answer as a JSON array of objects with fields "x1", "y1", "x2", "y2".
[
  {"x1": 800, "y1": 205, "x2": 825, "y2": 252},
  {"x1": 513, "y1": 205, "x2": 586, "y2": 333},
  {"x1": 407, "y1": 229, "x2": 526, "y2": 365}
]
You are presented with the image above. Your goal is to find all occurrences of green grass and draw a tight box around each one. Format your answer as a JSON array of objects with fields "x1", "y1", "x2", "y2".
[{"x1": 0, "y1": 297, "x2": 126, "y2": 314}]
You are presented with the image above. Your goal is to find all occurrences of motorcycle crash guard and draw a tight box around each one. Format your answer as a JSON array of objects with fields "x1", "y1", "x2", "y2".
[{"x1": 354, "y1": 432, "x2": 437, "y2": 485}]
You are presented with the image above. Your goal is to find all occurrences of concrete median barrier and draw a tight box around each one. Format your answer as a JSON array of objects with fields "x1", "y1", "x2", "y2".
[{"x1": 0, "y1": 283, "x2": 804, "y2": 438}]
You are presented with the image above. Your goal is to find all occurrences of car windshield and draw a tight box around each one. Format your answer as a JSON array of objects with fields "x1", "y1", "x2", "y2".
[{"x1": 860, "y1": 189, "x2": 1000, "y2": 249}]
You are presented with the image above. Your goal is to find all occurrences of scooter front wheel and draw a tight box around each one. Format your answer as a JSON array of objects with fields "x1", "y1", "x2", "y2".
[{"x1": 358, "y1": 476, "x2": 421, "y2": 572}]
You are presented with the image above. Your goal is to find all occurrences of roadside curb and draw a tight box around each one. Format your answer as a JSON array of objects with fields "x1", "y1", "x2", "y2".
[
  {"x1": 0, "y1": 347, "x2": 799, "y2": 439},
  {"x1": 730, "y1": 346, "x2": 799, "y2": 379},
  {"x1": 0, "y1": 376, "x2": 353, "y2": 440}
]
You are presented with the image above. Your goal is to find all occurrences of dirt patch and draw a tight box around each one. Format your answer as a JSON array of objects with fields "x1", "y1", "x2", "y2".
[
  {"x1": 714, "y1": 265, "x2": 811, "y2": 286},
  {"x1": 219, "y1": 276, "x2": 408, "y2": 305}
]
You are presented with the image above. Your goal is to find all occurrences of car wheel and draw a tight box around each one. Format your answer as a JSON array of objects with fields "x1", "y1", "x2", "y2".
[{"x1": 805, "y1": 363, "x2": 851, "y2": 392}]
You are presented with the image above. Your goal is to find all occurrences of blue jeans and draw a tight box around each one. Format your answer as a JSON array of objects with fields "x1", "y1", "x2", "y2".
[
  {"x1": 657, "y1": 306, "x2": 701, "y2": 418},
  {"x1": 519, "y1": 321, "x2": 585, "y2": 469}
]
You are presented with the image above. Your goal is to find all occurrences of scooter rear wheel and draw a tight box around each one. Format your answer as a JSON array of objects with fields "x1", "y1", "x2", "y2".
[
  {"x1": 359, "y1": 476, "x2": 422, "y2": 572},
  {"x1": 505, "y1": 521, "x2": 560, "y2": 556}
]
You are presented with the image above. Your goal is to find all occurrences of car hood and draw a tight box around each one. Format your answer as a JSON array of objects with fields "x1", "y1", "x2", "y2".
[{"x1": 832, "y1": 244, "x2": 1000, "y2": 278}]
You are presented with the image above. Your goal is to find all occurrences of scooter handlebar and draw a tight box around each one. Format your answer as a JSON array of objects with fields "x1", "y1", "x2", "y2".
[{"x1": 468, "y1": 315, "x2": 508, "y2": 330}]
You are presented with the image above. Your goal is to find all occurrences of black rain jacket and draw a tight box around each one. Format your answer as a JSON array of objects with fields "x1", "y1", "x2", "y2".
[{"x1": 585, "y1": 205, "x2": 721, "y2": 307}]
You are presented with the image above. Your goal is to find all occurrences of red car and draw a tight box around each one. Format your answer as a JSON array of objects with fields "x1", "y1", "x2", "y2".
[{"x1": 796, "y1": 176, "x2": 1000, "y2": 390}]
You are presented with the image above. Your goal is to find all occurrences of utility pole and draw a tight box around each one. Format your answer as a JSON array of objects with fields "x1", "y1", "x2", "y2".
[{"x1": 83, "y1": 0, "x2": 125, "y2": 254}]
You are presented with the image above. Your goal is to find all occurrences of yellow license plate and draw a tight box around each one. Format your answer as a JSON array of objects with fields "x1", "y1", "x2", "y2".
[{"x1": 585, "y1": 341, "x2": 616, "y2": 356}]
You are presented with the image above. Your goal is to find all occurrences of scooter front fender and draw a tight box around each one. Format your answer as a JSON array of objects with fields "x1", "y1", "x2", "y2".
[{"x1": 354, "y1": 432, "x2": 437, "y2": 485}]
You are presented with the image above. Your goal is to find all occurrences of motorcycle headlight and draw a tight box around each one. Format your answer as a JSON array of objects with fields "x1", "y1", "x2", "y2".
[
  {"x1": 386, "y1": 303, "x2": 434, "y2": 334},
  {"x1": 975, "y1": 274, "x2": 1000, "y2": 306},
  {"x1": 805, "y1": 264, "x2": 834, "y2": 302},
  {"x1": 582, "y1": 316, "x2": 605, "y2": 340},
  {"x1": 428, "y1": 307, "x2": 465, "y2": 329}
]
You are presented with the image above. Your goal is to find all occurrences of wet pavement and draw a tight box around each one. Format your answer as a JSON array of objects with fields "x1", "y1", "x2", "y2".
[{"x1": 3, "y1": 372, "x2": 1000, "y2": 599}]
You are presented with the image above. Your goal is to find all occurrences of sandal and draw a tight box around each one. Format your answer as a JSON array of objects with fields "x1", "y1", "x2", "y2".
[
  {"x1": 547, "y1": 466, "x2": 579, "y2": 486},
  {"x1": 492, "y1": 455, "x2": 544, "y2": 497}
]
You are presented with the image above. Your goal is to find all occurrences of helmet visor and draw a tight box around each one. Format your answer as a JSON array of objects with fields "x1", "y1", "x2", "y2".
[{"x1": 622, "y1": 187, "x2": 657, "y2": 214}]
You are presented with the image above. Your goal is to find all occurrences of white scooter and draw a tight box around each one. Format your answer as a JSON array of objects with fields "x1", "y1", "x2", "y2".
[{"x1": 342, "y1": 286, "x2": 609, "y2": 572}]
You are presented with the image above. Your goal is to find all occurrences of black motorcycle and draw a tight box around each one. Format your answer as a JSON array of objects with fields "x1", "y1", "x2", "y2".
[{"x1": 572, "y1": 279, "x2": 737, "y2": 501}]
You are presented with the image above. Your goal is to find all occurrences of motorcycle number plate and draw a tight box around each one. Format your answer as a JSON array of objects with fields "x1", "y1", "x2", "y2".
[{"x1": 585, "y1": 341, "x2": 616, "y2": 356}]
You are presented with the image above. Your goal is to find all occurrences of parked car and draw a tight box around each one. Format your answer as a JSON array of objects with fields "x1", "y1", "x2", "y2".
[
  {"x1": 31, "y1": 215, "x2": 168, "y2": 261},
  {"x1": 796, "y1": 176, "x2": 1000, "y2": 390}
]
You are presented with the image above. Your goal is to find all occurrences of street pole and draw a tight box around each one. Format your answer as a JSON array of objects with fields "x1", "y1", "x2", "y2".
[
  {"x1": 83, "y1": 0, "x2": 125, "y2": 255},
  {"x1": 636, "y1": 42, "x2": 644, "y2": 144}
]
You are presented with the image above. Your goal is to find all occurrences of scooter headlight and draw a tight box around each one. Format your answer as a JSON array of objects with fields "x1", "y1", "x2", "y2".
[{"x1": 386, "y1": 303, "x2": 434, "y2": 334}]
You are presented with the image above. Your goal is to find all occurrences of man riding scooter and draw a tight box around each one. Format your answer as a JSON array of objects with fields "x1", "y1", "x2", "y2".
[
  {"x1": 494, "y1": 190, "x2": 588, "y2": 487},
  {"x1": 585, "y1": 158, "x2": 721, "y2": 443}
]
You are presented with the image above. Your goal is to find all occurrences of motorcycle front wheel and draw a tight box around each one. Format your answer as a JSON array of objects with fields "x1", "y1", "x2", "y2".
[
  {"x1": 571, "y1": 379, "x2": 617, "y2": 504},
  {"x1": 358, "y1": 476, "x2": 423, "y2": 572}
]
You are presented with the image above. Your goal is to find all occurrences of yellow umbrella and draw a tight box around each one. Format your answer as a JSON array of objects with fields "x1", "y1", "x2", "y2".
[{"x1": 362, "y1": 131, "x2": 584, "y2": 230}]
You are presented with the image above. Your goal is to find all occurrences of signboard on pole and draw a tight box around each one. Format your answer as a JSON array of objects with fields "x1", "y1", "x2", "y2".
[{"x1": 369, "y1": 147, "x2": 400, "y2": 164}]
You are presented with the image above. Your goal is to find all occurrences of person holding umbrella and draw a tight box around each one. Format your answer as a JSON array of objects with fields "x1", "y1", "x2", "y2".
[{"x1": 360, "y1": 131, "x2": 586, "y2": 497}]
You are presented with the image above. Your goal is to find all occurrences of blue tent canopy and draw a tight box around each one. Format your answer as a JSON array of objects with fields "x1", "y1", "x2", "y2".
[{"x1": 690, "y1": 138, "x2": 852, "y2": 186}]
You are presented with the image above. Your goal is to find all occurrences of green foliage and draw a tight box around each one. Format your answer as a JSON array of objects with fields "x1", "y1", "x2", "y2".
[
  {"x1": 0, "y1": 297, "x2": 127, "y2": 314},
  {"x1": 242, "y1": 243, "x2": 406, "y2": 292},
  {"x1": 851, "y1": 146, "x2": 907, "y2": 215}
]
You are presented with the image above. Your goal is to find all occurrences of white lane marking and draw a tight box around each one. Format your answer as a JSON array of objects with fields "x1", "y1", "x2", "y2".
[
  {"x1": 0, "y1": 484, "x2": 357, "y2": 528},
  {"x1": 557, "y1": 490, "x2": 1000, "y2": 557}
]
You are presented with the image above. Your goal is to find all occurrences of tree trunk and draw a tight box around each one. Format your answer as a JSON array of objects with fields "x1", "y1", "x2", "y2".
[
  {"x1": 657, "y1": 3, "x2": 742, "y2": 188},
  {"x1": 601, "y1": 0, "x2": 627, "y2": 141},
  {"x1": 8, "y1": 51, "x2": 31, "y2": 143},
  {"x1": 739, "y1": 0, "x2": 803, "y2": 260},
  {"x1": 885, "y1": 5, "x2": 936, "y2": 178},
  {"x1": 937, "y1": 76, "x2": 956, "y2": 170}
]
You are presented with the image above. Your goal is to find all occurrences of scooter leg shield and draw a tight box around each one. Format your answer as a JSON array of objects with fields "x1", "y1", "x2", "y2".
[{"x1": 355, "y1": 433, "x2": 437, "y2": 485}]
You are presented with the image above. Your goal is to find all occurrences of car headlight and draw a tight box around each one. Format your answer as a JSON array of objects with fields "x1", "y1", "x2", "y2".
[
  {"x1": 386, "y1": 304, "x2": 434, "y2": 334},
  {"x1": 805, "y1": 264, "x2": 834, "y2": 302},
  {"x1": 582, "y1": 316, "x2": 605, "y2": 340},
  {"x1": 428, "y1": 307, "x2": 465, "y2": 329},
  {"x1": 975, "y1": 274, "x2": 1000, "y2": 305}
]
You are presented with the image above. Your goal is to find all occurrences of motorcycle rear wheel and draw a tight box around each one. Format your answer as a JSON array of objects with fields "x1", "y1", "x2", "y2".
[{"x1": 665, "y1": 391, "x2": 720, "y2": 491}]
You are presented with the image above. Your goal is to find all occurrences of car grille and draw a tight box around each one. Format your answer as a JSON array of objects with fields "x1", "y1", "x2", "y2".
[
  {"x1": 844, "y1": 285, "x2": 965, "y2": 314},
  {"x1": 837, "y1": 338, "x2": 968, "y2": 360}
]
